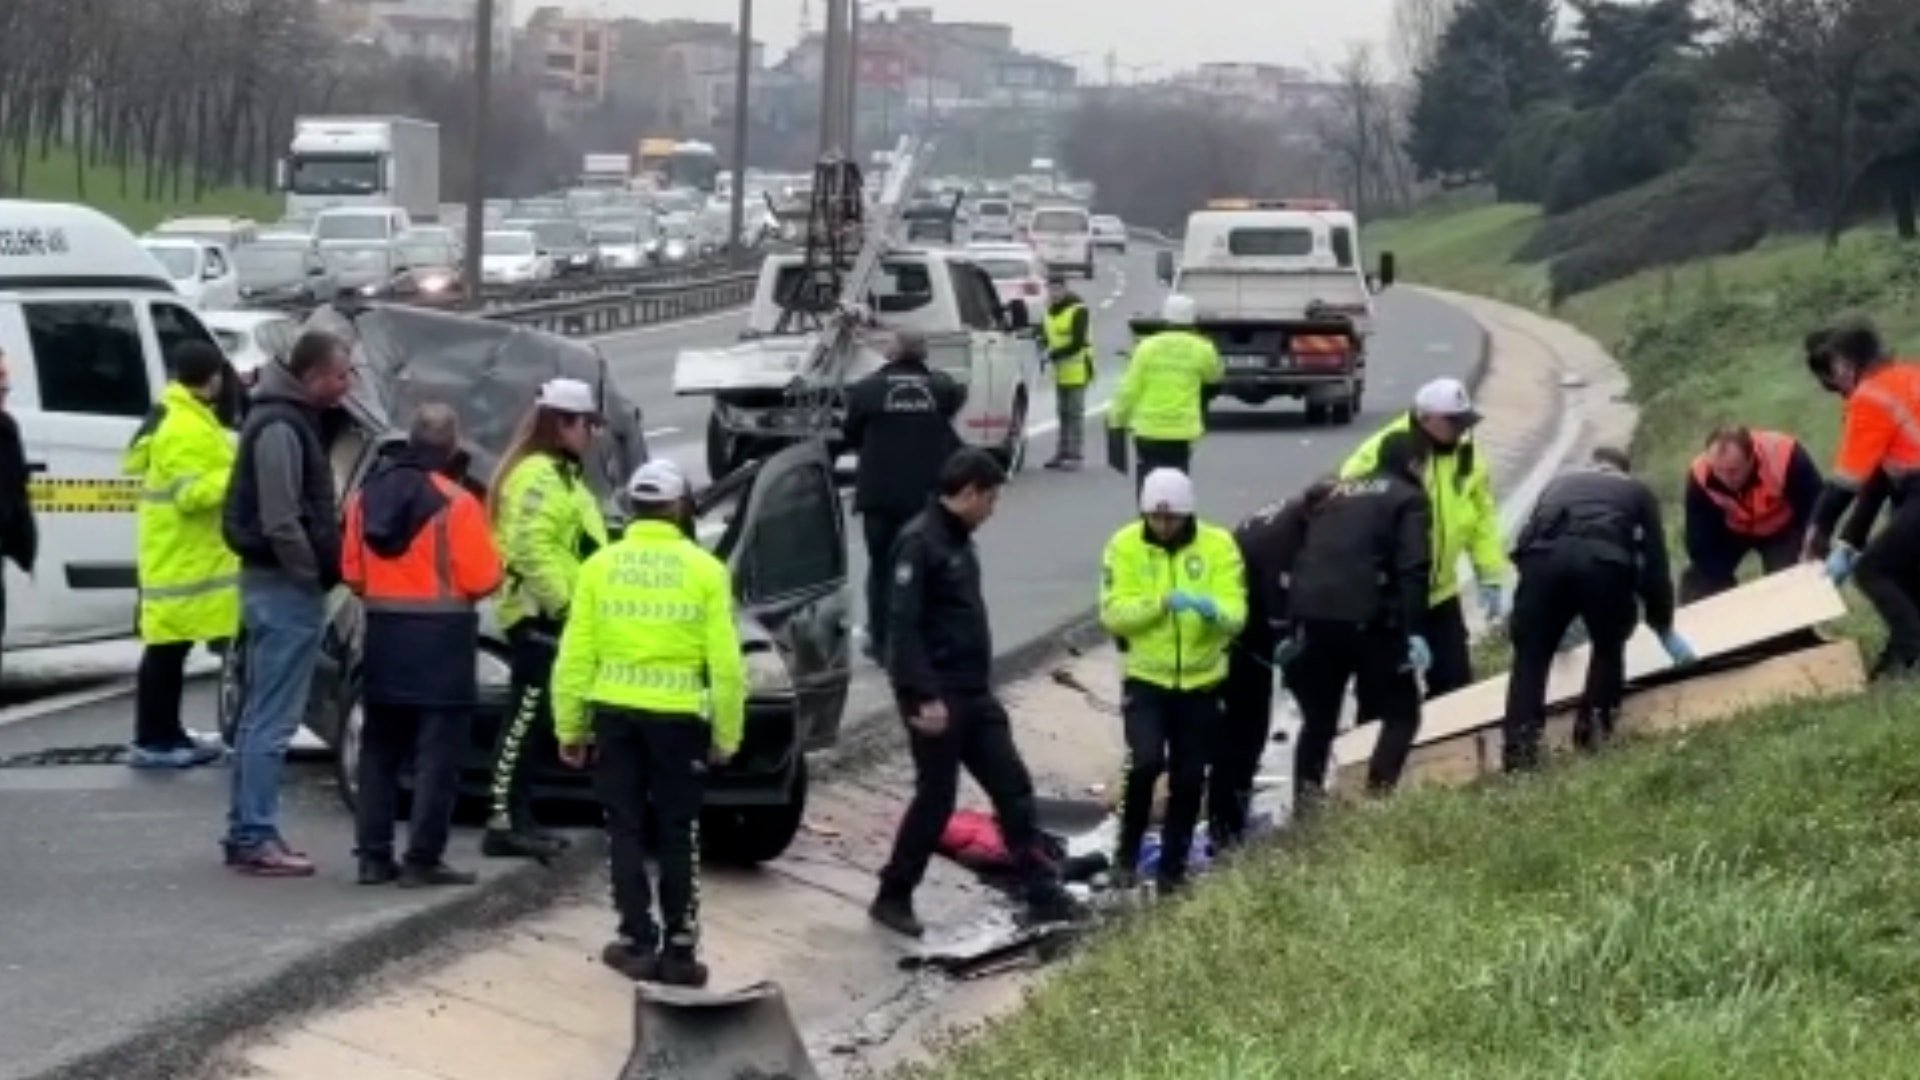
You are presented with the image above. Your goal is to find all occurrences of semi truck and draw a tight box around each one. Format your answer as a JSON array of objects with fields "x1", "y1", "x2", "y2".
[{"x1": 281, "y1": 117, "x2": 441, "y2": 225}]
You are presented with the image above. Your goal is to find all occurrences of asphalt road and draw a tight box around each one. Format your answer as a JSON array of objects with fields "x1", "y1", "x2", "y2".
[{"x1": 0, "y1": 248, "x2": 1486, "y2": 1078}]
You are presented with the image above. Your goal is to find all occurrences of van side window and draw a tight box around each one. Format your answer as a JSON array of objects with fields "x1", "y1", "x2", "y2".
[
  {"x1": 949, "y1": 265, "x2": 996, "y2": 330},
  {"x1": 150, "y1": 302, "x2": 219, "y2": 372},
  {"x1": 24, "y1": 302, "x2": 152, "y2": 418},
  {"x1": 1331, "y1": 227, "x2": 1355, "y2": 269},
  {"x1": 204, "y1": 247, "x2": 229, "y2": 277}
]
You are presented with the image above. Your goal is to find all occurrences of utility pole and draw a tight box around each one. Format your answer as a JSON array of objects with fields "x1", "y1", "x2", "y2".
[
  {"x1": 845, "y1": 1, "x2": 860, "y2": 160},
  {"x1": 728, "y1": 0, "x2": 753, "y2": 264},
  {"x1": 462, "y1": 0, "x2": 495, "y2": 312},
  {"x1": 818, "y1": 0, "x2": 847, "y2": 157}
]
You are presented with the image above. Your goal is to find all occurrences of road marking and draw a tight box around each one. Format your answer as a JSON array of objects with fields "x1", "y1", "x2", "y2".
[
  {"x1": 0, "y1": 680, "x2": 140, "y2": 730},
  {"x1": 1100, "y1": 298, "x2": 1115, "y2": 309},
  {"x1": 1028, "y1": 398, "x2": 1113, "y2": 440},
  {"x1": 644, "y1": 426, "x2": 680, "y2": 438}
]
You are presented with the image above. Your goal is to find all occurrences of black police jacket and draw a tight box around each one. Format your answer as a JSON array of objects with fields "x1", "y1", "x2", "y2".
[
  {"x1": 1232, "y1": 487, "x2": 1324, "y2": 647},
  {"x1": 1513, "y1": 466, "x2": 1676, "y2": 631},
  {"x1": 886, "y1": 503, "x2": 992, "y2": 707},
  {"x1": 1289, "y1": 472, "x2": 1431, "y2": 633},
  {"x1": 843, "y1": 359, "x2": 967, "y2": 516}
]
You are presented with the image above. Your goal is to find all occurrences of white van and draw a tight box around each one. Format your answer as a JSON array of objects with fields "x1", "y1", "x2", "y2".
[
  {"x1": 0, "y1": 200, "x2": 229, "y2": 648},
  {"x1": 1026, "y1": 204, "x2": 1094, "y2": 279},
  {"x1": 140, "y1": 236, "x2": 242, "y2": 311},
  {"x1": 311, "y1": 207, "x2": 412, "y2": 245}
]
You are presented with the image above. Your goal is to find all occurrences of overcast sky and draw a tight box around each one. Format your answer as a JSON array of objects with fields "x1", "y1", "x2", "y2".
[{"x1": 557, "y1": 1, "x2": 1399, "y2": 80}]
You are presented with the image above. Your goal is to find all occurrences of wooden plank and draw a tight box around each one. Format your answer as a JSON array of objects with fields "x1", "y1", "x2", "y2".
[
  {"x1": 1334, "y1": 638, "x2": 1865, "y2": 790},
  {"x1": 1333, "y1": 563, "x2": 1847, "y2": 767}
]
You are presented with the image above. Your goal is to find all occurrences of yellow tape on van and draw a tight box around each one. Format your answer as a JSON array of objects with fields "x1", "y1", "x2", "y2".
[{"x1": 29, "y1": 477, "x2": 142, "y2": 514}]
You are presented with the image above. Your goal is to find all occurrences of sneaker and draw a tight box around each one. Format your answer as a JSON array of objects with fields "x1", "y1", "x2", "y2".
[
  {"x1": 655, "y1": 942, "x2": 709, "y2": 989},
  {"x1": 398, "y1": 862, "x2": 478, "y2": 888},
  {"x1": 1041, "y1": 457, "x2": 1067, "y2": 470},
  {"x1": 481, "y1": 828, "x2": 570, "y2": 861},
  {"x1": 126, "y1": 743, "x2": 223, "y2": 770},
  {"x1": 230, "y1": 839, "x2": 316, "y2": 878},
  {"x1": 1058, "y1": 457, "x2": 1084, "y2": 471},
  {"x1": 1022, "y1": 882, "x2": 1088, "y2": 926},
  {"x1": 357, "y1": 858, "x2": 401, "y2": 885},
  {"x1": 600, "y1": 940, "x2": 659, "y2": 982},
  {"x1": 867, "y1": 890, "x2": 925, "y2": 939}
]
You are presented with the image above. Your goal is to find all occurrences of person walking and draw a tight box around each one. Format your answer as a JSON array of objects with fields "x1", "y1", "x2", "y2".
[
  {"x1": 552, "y1": 460, "x2": 742, "y2": 988},
  {"x1": 1110, "y1": 294, "x2": 1221, "y2": 490},
  {"x1": 1502, "y1": 447, "x2": 1692, "y2": 770},
  {"x1": 484, "y1": 378, "x2": 609, "y2": 860},
  {"x1": 1681, "y1": 425, "x2": 1821, "y2": 601},
  {"x1": 343, "y1": 404, "x2": 503, "y2": 887},
  {"x1": 1099, "y1": 468, "x2": 1247, "y2": 891},
  {"x1": 843, "y1": 328, "x2": 965, "y2": 661},
  {"x1": 1287, "y1": 433, "x2": 1432, "y2": 798},
  {"x1": 1340, "y1": 377, "x2": 1507, "y2": 697},
  {"x1": 220, "y1": 330, "x2": 354, "y2": 877},
  {"x1": 125, "y1": 342, "x2": 235, "y2": 769},
  {"x1": 1039, "y1": 275, "x2": 1093, "y2": 470},
  {"x1": 0, "y1": 348, "x2": 35, "y2": 678},
  {"x1": 871, "y1": 449, "x2": 1085, "y2": 936}
]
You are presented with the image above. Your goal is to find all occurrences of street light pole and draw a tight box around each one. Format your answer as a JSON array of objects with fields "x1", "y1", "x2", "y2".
[
  {"x1": 818, "y1": 0, "x2": 846, "y2": 157},
  {"x1": 845, "y1": 1, "x2": 860, "y2": 160},
  {"x1": 728, "y1": 0, "x2": 753, "y2": 264},
  {"x1": 462, "y1": 0, "x2": 495, "y2": 311}
]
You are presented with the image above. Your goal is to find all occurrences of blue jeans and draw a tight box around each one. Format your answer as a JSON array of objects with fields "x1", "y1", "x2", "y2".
[{"x1": 225, "y1": 573, "x2": 325, "y2": 850}]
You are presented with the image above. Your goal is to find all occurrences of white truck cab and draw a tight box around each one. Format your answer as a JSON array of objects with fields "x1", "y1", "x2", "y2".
[{"x1": 0, "y1": 200, "x2": 227, "y2": 647}]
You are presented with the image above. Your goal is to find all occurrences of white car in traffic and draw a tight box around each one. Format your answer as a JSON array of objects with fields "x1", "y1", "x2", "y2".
[
  {"x1": 140, "y1": 236, "x2": 242, "y2": 310},
  {"x1": 965, "y1": 243, "x2": 1049, "y2": 310},
  {"x1": 203, "y1": 310, "x2": 301, "y2": 379},
  {"x1": 591, "y1": 223, "x2": 654, "y2": 270},
  {"x1": 480, "y1": 229, "x2": 554, "y2": 285},
  {"x1": 1026, "y1": 206, "x2": 1095, "y2": 279},
  {"x1": 1092, "y1": 214, "x2": 1129, "y2": 253}
]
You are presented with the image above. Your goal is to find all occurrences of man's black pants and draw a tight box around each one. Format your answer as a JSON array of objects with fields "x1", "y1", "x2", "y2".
[
  {"x1": 880, "y1": 692, "x2": 1052, "y2": 898},
  {"x1": 1854, "y1": 495, "x2": 1920, "y2": 673},
  {"x1": 1211, "y1": 641, "x2": 1273, "y2": 850},
  {"x1": 1289, "y1": 621, "x2": 1422, "y2": 794},
  {"x1": 353, "y1": 705, "x2": 470, "y2": 866},
  {"x1": 594, "y1": 707, "x2": 708, "y2": 950},
  {"x1": 1679, "y1": 528, "x2": 1799, "y2": 603},
  {"x1": 1503, "y1": 549, "x2": 1638, "y2": 770},
  {"x1": 487, "y1": 621, "x2": 561, "y2": 831},
  {"x1": 1418, "y1": 596, "x2": 1474, "y2": 698},
  {"x1": 135, "y1": 640, "x2": 197, "y2": 751},
  {"x1": 1133, "y1": 437, "x2": 1192, "y2": 492},
  {"x1": 1117, "y1": 679, "x2": 1221, "y2": 886},
  {"x1": 862, "y1": 509, "x2": 912, "y2": 659}
]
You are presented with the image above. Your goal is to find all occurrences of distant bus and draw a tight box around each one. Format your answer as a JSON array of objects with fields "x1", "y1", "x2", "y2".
[{"x1": 636, "y1": 137, "x2": 722, "y2": 193}]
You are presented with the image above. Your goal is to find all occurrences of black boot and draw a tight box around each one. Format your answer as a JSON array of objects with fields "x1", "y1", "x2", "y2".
[
  {"x1": 399, "y1": 862, "x2": 479, "y2": 888},
  {"x1": 867, "y1": 885, "x2": 925, "y2": 938},
  {"x1": 655, "y1": 938, "x2": 709, "y2": 988},
  {"x1": 482, "y1": 828, "x2": 570, "y2": 861},
  {"x1": 357, "y1": 857, "x2": 401, "y2": 885},
  {"x1": 1572, "y1": 712, "x2": 1599, "y2": 752},
  {"x1": 600, "y1": 940, "x2": 659, "y2": 982},
  {"x1": 1021, "y1": 880, "x2": 1088, "y2": 926}
]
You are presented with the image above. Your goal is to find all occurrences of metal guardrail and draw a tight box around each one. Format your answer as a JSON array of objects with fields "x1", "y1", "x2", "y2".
[
  {"x1": 473, "y1": 256, "x2": 748, "y2": 309},
  {"x1": 480, "y1": 269, "x2": 761, "y2": 337}
]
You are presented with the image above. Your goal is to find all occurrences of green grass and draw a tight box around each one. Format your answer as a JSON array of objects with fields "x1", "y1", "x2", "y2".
[
  {"x1": 911, "y1": 209, "x2": 1920, "y2": 1078},
  {"x1": 2, "y1": 142, "x2": 279, "y2": 232}
]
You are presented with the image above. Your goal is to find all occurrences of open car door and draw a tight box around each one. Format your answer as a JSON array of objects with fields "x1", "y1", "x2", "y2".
[{"x1": 713, "y1": 438, "x2": 853, "y2": 749}]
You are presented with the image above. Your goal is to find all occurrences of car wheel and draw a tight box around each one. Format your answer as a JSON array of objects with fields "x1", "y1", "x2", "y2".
[
  {"x1": 216, "y1": 632, "x2": 246, "y2": 748},
  {"x1": 993, "y1": 391, "x2": 1029, "y2": 474},
  {"x1": 702, "y1": 757, "x2": 809, "y2": 866},
  {"x1": 334, "y1": 701, "x2": 366, "y2": 814},
  {"x1": 705, "y1": 412, "x2": 746, "y2": 481},
  {"x1": 1305, "y1": 402, "x2": 1331, "y2": 425}
]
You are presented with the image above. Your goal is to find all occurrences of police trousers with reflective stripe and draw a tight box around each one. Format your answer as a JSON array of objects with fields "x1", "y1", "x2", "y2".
[
  {"x1": 593, "y1": 706, "x2": 708, "y2": 950},
  {"x1": 487, "y1": 620, "x2": 561, "y2": 830}
]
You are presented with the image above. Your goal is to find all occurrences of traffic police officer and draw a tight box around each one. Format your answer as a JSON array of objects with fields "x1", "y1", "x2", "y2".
[
  {"x1": 1040, "y1": 275, "x2": 1093, "y2": 470},
  {"x1": 485, "y1": 378, "x2": 609, "y2": 861},
  {"x1": 1110, "y1": 294, "x2": 1222, "y2": 489},
  {"x1": 1099, "y1": 468, "x2": 1246, "y2": 891},
  {"x1": 844, "y1": 328, "x2": 966, "y2": 659},
  {"x1": 1805, "y1": 319, "x2": 1920, "y2": 679},
  {"x1": 1287, "y1": 433, "x2": 1431, "y2": 796},
  {"x1": 1681, "y1": 425, "x2": 1821, "y2": 601},
  {"x1": 1341, "y1": 377, "x2": 1507, "y2": 697},
  {"x1": 553, "y1": 459, "x2": 743, "y2": 988},
  {"x1": 1503, "y1": 447, "x2": 1693, "y2": 771}
]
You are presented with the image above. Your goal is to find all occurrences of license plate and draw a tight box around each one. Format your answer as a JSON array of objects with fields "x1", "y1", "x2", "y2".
[{"x1": 1225, "y1": 355, "x2": 1269, "y2": 370}]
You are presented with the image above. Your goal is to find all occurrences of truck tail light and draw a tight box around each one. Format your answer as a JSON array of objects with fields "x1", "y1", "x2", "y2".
[{"x1": 1291, "y1": 335, "x2": 1351, "y2": 369}]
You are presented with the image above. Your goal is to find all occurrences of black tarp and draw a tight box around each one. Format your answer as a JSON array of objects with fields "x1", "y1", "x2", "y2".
[{"x1": 303, "y1": 301, "x2": 648, "y2": 498}]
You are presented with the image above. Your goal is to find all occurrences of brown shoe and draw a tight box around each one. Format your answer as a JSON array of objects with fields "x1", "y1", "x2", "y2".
[{"x1": 230, "y1": 839, "x2": 316, "y2": 878}]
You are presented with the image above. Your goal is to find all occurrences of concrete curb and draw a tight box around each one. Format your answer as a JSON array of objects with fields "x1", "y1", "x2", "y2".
[{"x1": 31, "y1": 840, "x2": 608, "y2": 1080}]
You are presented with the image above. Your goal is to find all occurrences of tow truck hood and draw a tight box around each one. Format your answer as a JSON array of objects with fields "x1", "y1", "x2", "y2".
[{"x1": 672, "y1": 334, "x2": 887, "y2": 395}]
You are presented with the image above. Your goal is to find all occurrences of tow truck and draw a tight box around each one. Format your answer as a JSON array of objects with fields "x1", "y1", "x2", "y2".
[{"x1": 1145, "y1": 197, "x2": 1396, "y2": 425}]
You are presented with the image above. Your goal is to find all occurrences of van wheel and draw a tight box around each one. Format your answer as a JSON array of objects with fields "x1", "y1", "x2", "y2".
[
  {"x1": 1305, "y1": 402, "x2": 1330, "y2": 425},
  {"x1": 702, "y1": 758, "x2": 809, "y2": 866},
  {"x1": 994, "y1": 392, "x2": 1029, "y2": 474},
  {"x1": 705, "y1": 413, "x2": 747, "y2": 481}
]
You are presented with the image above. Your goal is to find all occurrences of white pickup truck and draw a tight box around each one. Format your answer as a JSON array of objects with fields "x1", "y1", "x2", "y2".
[
  {"x1": 673, "y1": 248, "x2": 1040, "y2": 479},
  {"x1": 1146, "y1": 198, "x2": 1396, "y2": 424}
]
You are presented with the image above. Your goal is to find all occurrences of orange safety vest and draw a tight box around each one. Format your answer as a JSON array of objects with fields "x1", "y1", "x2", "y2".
[
  {"x1": 343, "y1": 473, "x2": 504, "y2": 613},
  {"x1": 1690, "y1": 430, "x2": 1798, "y2": 538},
  {"x1": 1835, "y1": 363, "x2": 1920, "y2": 489}
]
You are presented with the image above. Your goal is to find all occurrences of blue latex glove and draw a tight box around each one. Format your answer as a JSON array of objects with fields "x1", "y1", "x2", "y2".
[
  {"x1": 1478, "y1": 582, "x2": 1505, "y2": 622},
  {"x1": 1167, "y1": 591, "x2": 1198, "y2": 615},
  {"x1": 1189, "y1": 595, "x2": 1222, "y2": 622},
  {"x1": 1826, "y1": 545, "x2": 1856, "y2": 585},
  {"x1": 1407, "y1": 635, "x2": 1433, "y2": 673},
  {"x1": 1658, "y1": 630, "x2": 1697, "y2": 665}
]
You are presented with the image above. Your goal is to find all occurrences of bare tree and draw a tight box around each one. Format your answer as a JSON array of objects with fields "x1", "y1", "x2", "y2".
[{"x1": 1315, "y1": 44, "x2": 1416, "y2": 217}]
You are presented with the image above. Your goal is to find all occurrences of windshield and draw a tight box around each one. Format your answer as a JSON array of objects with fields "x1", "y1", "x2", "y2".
[
  {"x1": 1094, "y1": 217, "x2": 1123, "y2": 230},
  {"x1": 314, "y1": 214, "x2": 391, "y2": 241},
  {"x1": 322, "y1": 245, "x2": 392, "y2": 272},
  {"x1": 976, "y1": 258, "x2": 1033, "y2": 280},
  {"x1": 145, "y1": 246, "x2": 197, "y2": 280},
  {"x1": 397, "y1": 242, "x2": 454, "y2": 267},
  {"x1": 235, "y1": 246, "x2": 309, "y2": 284},
  {"x1": 525, "y1": 221, "x2": 581, "y2": 248},
  {"x1": 288, "y1": 154, "x2": 382, "y2": 196},
  {"x1": 485, "y1": 233, "x2": 535, "y2": 256},
  {"x1": 591, "y1": 227, "x2": 639, "y2": 244},
  {"x1": 1227, "y1": 228, "x2": 1315, "y2": 257},
  {"x1": 976, "y1": 200, "x2": 1011, "y2": 217},
  {"x1": 904, "y1": 204, "x2": 947, "y2": 220},
  {"x1": 1031, "y1": 210, "x2": 1088, "y2": 234}
]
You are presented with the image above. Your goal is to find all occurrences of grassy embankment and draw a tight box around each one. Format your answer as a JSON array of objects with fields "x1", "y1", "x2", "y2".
[
  {"x1": 3, "y1": 142, "x2": 278, "y2": 231},
  {"x1": 913, "y1": 205, "x2": 1920, "y2": 1080}
]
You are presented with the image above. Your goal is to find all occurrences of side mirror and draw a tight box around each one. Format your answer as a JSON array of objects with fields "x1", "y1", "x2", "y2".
[
  {"x1": 1376, "y1": 251, "x2": 1396, "y2": 291},
  {"x1": 1155, "y1": 249, "x2": 1175, "y2": 285},
  {"x1": 1004, "y1": 298, "x2": 1031, "y2": 331}
]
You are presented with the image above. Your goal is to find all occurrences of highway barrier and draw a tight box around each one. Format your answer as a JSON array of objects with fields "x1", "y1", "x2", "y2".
[{"x1": 481, "y1": 269, "x2": 760, "y2": 336}]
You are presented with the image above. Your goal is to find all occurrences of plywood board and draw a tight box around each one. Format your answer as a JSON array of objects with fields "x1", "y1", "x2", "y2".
[
  {"x1": 1333, "y1": 563, "x2": 1847, "y2": 767},
  {"x1": 1334, "y1": 638, "x2": 1865, "y2": 790}
]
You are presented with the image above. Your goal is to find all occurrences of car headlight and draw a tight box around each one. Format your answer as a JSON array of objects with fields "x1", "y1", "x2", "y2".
[
  {"x1": 570, "y1": 252, "x2": 592, "y2": 265},
  {"x1": 359, "y1": 283, "x2": 379, "y2": 296},
  {"x1": 419, "y1": 275, "x2": 451, "y2": 293},
  {"x1": 477, "y1": 649, "x2": 512, "y2": 692},
  {"x1": 665, "y1": 240, "x2": 689, "y2": 260},
  {"x1": 744, "y1": 646, "x2": 792, "y2": 698}
]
